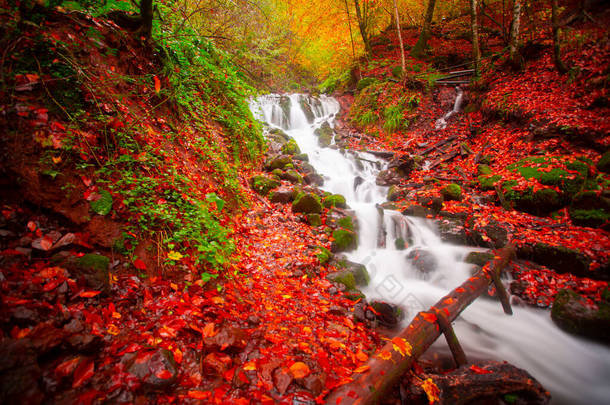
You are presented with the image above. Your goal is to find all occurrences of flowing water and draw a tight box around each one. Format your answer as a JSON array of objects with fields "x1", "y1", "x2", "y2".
[
  {"x1": 435, "y1": 86, "x2": 464, "y2": 130},
  {"x1": 250, "y1": 94, "x2": 610, "y2": 405}
]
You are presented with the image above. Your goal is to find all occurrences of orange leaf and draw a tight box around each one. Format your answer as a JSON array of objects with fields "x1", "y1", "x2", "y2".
[
  {"x1": 289, "y1": 362, "x2": 310, "y2": 379},
  {"x1": 188, "y1": 390, "x2": 211, "y2": 399},
  {"x1": 377, "y1": 350, "x2": 392, "y2": 361},
  {"x1": 202, "y1": 322, "x2": 217, "y2": 338},
  {"x1": 356, "y1": 349, "x2": 368, "y2": 362},
  {"x1": 55, "y1": 356, "x2": 81, "y2": 377},
  {"x1": 154, "y1": 75, "x2": 161, "y2": 94},
  {"x1": 442, "y1": 297, "x2": 455, "y2": 305},
  {"x1": 421, "y1": 312, "x2": 437, "y2": 324},
  {"x1": 353, "y1": 365, "x2": 370, "y2": 373},
  {"x1": 243, "y1": 361, "x2": 257, "y2": 371},
  {"x1": 422, "y1": 378, "x2": 440, "y2": 403},
  {"x1": 391, "y1": 337, "x2": 412, "y2": 357},
  {"x1": 79, "y1": 290, "x2": 101, "y2": 298},
  {"x1": 107, "y1": 324, "x2": 119, "y2": 335}
]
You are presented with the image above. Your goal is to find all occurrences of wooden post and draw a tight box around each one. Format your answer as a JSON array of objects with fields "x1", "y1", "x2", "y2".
[
  {"x1": 435, "y1": 309, "x2": 467, "y2": 367},
  {"x1": 325, "y1": 243, "x2": 516, "y2": 405}
]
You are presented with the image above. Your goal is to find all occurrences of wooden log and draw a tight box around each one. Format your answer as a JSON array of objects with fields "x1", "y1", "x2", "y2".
[
  {"x1": 418, "y1": 135, "x2": 457, "y2": 156},
  {"x1": 325, "y1": 243, "x2": 516, "y2": 405},
  {"x1": 435, "y1": 310, "x2": 467, "y2": 367},
  {"x1": 366, "y1": 150, "x2": 395, "y2": 159}
]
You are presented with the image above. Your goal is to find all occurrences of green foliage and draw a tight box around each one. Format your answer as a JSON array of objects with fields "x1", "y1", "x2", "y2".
[
  {"x1": 357, "y1": 77, "x2": 379, "y2": 91},
  {"x1": 90, "y1": 189, "x2": 113, "y2": 215},
  {"x1": 322, "y1": 194, "x2": 347, "y2": 209},
  {"x1": 319, "y1": 68, "x2": 354, "y2": 93},
  {"x1": 383, "y1": 104, "x2": 404, "y2": 133}
]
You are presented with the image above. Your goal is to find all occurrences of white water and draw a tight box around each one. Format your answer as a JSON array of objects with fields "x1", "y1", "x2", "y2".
[
  {"x1": 251, "y1": 94, "x2": 610, "y2": 405},
  {"x1": 435, "y1": 86, "x2": 464, "y2": 130}
]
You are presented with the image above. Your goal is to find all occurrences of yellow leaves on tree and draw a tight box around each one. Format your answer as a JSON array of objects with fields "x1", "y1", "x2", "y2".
[{"x1": 391, "y1": 336, "x2": 412, "y2": 357}]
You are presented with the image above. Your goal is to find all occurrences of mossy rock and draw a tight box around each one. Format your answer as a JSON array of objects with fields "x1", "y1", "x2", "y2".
[
  {"x1": 315, "y1": 246, "x2": 332, "y2": 264},
  {"x1": 314, "y1": 122, "x2": 334, "y2": 147},
  {"x1": 323, "y1": 194, "x2": 347, "y2": 209},
  {"x1": 356, "y1": 77, "x2": 379, "y2": 91},
  {"x1": 292, "y1": 193, "x2": 323, "y2": 214},
  {"x1": 394, "y1": 237, "x2": 406, "y2": 250},
  {"x1": 391, "y1": 66, "x2": 403, "y2": 79},
  {"x1": 441, "y1": 184, "x2": 462, "y2": 201},
  {"x1": 464, "y1": 251, "x2": 495, "y2": 266},
  {"x1": 250, "y1": 175, "x2": 280, "y2": 196},
  {"x1": 307, "y1": 213, "x2": 322, "y2": 227},
  {"x1": 298, "y1": 96, "x2": 315, "y2": 123},
  {"x1": 478, "y1": 174, "x2": 502, "y2": 191},
  {"x1": 343, "y1": 289, "x2": 366, "y2": 301},
  {"x1": 337, "y1": 216, "x2": 354, "y2": 231},
  {"x1": 268, "y1": 127, "x2": 290, "y2": 140},
  {"x1": 269, "y1": 187, "x2": 296, "y2": 204},
  {"x1": 517, "y1": 243, "x2": 592, "y2": 278},
  {"x1": 327, "y1": 270, "x2": 356, "y2": 290},
  {"x1": 265, "y1": 155, "x2": 292, "y2": 171},
  {"x1": 74, "y1": 254, "x2": 110, "y2": 294},
  {"x1": 597, "y1": 150, "x2": 610, "y2": 173},
  {"x1": 551, "y1": 289, "x2": 610, "y2": 343},
  {"x1": 90, "y1": 189, "x2": 113, "y2": 216},
  {"x1": 477, "y1": 164, "x2": 492, "y2": 176},
  {"x1": 387, "y1": 185, "x2": 404, "y2": 202},
  {"x1": 281, "y1": 139, "x2": 301, "y2": 155},
  {"x1": 280, "y1": 170, "x2": 303, "y2": 184},
  {"x1": 569, "y1": 190, "x2": 610, "y2": 228},
  {"x1": 294, "y1": 153, "x2": 309, "y2": 162},
  {"x1": 330, "y1": 258, "x2": 370, "y2": 287},
  {"x1": 331, "y1": 229, "x2": 358, "y2": 252}
]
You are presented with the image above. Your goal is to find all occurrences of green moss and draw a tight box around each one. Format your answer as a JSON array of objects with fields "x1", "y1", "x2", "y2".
[
  {"x1": 323, "y1": 194, "x2": 347, "y2": 208},
  {"x1": 477, "y1": 164, "x2": 492, "y2": 175},
  {"x1": 327, "y1": 270, "x2": 356, "y2": 289},
  {"x1": 90, "y1": 189, "x2": 113, "y2": 216},
  {"x1": 266, "y1": 155, "x2": 292, "y2": 170},
  {"x1": 478, "y1": 174, "x2": 502, "y2": 190},
  {"x1": 357, "y1": 77, "x2": 379, "y2": 91},
  {"x1": 337, "y1": 216, "x2": 354, "y2": 231},
  {"x1": 281, "y1": 139, "x2": 301, "y2": 155},
  {"x1": 307, "y1": 213, "x2": 322, "y2": 227},
  {"x1": 441, "y1": 184, "x2": 462, "y2": 201},
  {"x1": 597, "y1": 150, "x2": 610, "y2": 173},
  {"x1": 315, "y1": 246, "x2": 332, "y2": 264},
  {"x1": 464, "y1": 251, "x2": 495, "y2": 266},
  {"x1": 76, "y1": 253, "x2": 110, "y2": 272},
  {"x1": 315, "y1": 122, "x2": 334, "y2": 147},
  {"x1": 292, "y1": 193, "x2": 323, "y2": 214},
  {"x1": 395, "y1": 237, "x2": 406, "y2": 250},
  {"x1": 331, "y1": 229, "x2": 358, "y2": 252},
  {"x1": 281, "y1": 169, "x2": 303, "y2": 184},
  {"x1": 250, "y1": 175, "x2": 280, "y2": 196}
]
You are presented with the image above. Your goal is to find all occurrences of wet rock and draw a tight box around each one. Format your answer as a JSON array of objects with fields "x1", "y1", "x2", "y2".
[
  {"x1": 551, "y1": 289, "x2": 610, "y2": 344},
  {"x1": 370, "y1": 301, "x2": 403, "y2": 328},
  {"x1": 388, "y1": 153, "x2": 415, "y2": 176},
  {"x1": 201, "y1": 352, "x2": 232, "y2": 377},
  {"x1": 315, "y1": 122, "x2": 334, "y2": 147},
  {"x1": 416, "y1": 195, "x2": 443, "y2": 214},
  {"x1": 407, "y1": 249, "x2": 438, "y2": 274},
  {"x1": 69, "y1": 253, "x2": 110, "y2": 294},
  {"x1": 376, "y1": 168, "x2": 402, "y2": 186},
  {"x1": 387, "y1": 185, "x2": 407, "y2": 202},
  {"x1": 472, "y1": 219, "x2": 509, "y2": 249},
  {"x1": 441, "y1": 183, "x2": 462, "y2": 201},
  {"x1": 203, "y1": 326, "x2": 248, "y2": 353},
  {"x1": 330, "y1": 229, "x2": 357, "y2": 252},
  {"x1": 517, "y1": 243, "x2": 596, "y2": 279},
  {"x1": 299, "y1": 373, "x2": 325, "y2": 396},
  {"x1": 279, "y1": 169, "x2": 303, "y2": 184},
  {"x1": 292, "y1": 193, "x2": 323, "y2": 214},
  {"x1": 306, "y1": 213, "x2": 322, "y2": 227},
  {"x1": 401, "y1": 204, "x2": 434, "y2": 218},
  {"x1": 281, "y1": 139, "x2": 301, "y2": 155},
  {"x1": 438, "y1": 218, "x2": 469, "y2": 245},
  {"x1": 322, "y1": 194, "x2": 347, "y2": 209},
  {"x1": 464, "y1": 251, "x2": 495, "y2": 266},
  {"x1": 10, "y1": 306, "x2": 39, "y2": 326},
  {"x1": 0, "y1": 339, "x2": 43, "y2": 405},
  {"x1": 326, "y1": 208, "x2": 357, "y2": 230},
  {"x1": 125, "y1": 349, "x2": 177, "y2": 389},
  {"x1": 294, "y1": 153, "x2": 309, "y2": 162},
  {"x1": 331, "y1": 258, "x2": 370, "y2": 286},
  {"x1": 304, "y1": 173, "x2": 324, "y2": 186},
  {"x1": 250, "y1": 175, "x2": 280, "y2": 196},
  {"x1": 269, "y1": 187, "x2": 296, "y2": 204},
  {"x1": 273, "y1": 367, "x2": 293, "y2": 395},
  {"x1": 569, "y1": 190, "x2": 610, "y2": 229},
  {"x1": 354, "y1": 176, "x2": 364, "y2": 190},
  {"x1": 264, "y1": 155, "x2": 292, "y2": 171}
]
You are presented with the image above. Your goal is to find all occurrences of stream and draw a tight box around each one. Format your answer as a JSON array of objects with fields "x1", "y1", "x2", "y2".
[{"x1": 250, "y1": 94, "x2": 610, "y2": 405}]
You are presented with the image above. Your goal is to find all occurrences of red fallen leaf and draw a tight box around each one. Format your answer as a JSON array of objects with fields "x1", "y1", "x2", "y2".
[
  {"x1": 55, "y1": 356, "x2": 81, "y2": 377},
  {"x1": 421, "y1": 312, "x2": 437, "y2": 324},
  {"x1": 79, "y1": 290, "x2": 101, "y2": 298},
  {"x1": 353, "y1": 365, "x2": 370, "y2": 373},
  {"x1": 81, "y1": 176, "x2": 92, "y2": 187},
  {"x1": 154, "y1": 75, "x2": 161, "y2": 93},
  {"x1": 155, "y1": 369, "x2": 173, "y2": 379},
  {"x1": 470, "y1": 364, "x2": 493, "y2": 374},
  {"x1": 456, "y1": 287, "x2": 466, "y2": 293},
  {"x1": 188, "y1": 390, "x2": 211, "y2": 399},
  {"x1": 133, "y1": 259, "x2": 146, "y2": 270},
  {"x1": 72, "y1": 358, "x2": 94, "y2": 388},
  {"x1": 289, "y1": 362, "x2": 310, "y2": 379},
  {"x1": 27, "y1": 221, "x2": 37, "y2": 232},
  {"x1": 201, "y1": 322, "x2": 217, "y2": 338}
]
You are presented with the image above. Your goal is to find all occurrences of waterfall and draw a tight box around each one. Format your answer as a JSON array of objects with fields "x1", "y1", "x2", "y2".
[
  {"x1": 250, "y1": 94, "x2": 610, "y2": 405},
  {"x1": 435, "y1": 87, "x2": 464, "y2": 130}
]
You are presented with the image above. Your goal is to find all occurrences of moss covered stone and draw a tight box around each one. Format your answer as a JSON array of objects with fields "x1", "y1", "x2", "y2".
[
  {"x1": 280, "y1": 170, "x2": 303, "y2": 184},
  {"x1": 314, "y1": 122, "x2": 334, "y2": 147},
  {"x1": 307, "y1": 213, "x2": 322, "y2": 227},
  {"x1": 464, "y1": 251, "x2": 495, "y2": 266},
  {"x1": 323, "y1": 194, "x2": 347, "y2": 209},
  {"x1": 326, "y1": 270, "x2": 356, "y2": 289},
  {"x1": 294, "y1": 153, "x2": 309, "y2": 162},
  {"x1": 337, "y1": 216, "x2": 354, "y2": 231},
  {"x1": 395, "y1": 237, "x2": 406, "y2": 250},
  {"x1": 441, "y1": 184, "x2": 462, "y2": 201},
  {"x1": 315, "y1": 246, "x2": 332, "y2": 264},
  {"x1": 478, "y1": 174, "x2": 502, "y2": 191},
  {"x1": 331, "y1": 229, "x2": 358, "y2": 252},
  {"x1": 292, "y1": 193, "x2": 323, "y2": 214},
  {"x1": 250, "y1": 175, "x2": 280, "y2": 196},
  {"x1": 477, "y1": 164, "x2": 492, "y2": 175},
  {"x1": 74, "y1": 253, "x2": 110, "y2": 293},
  {"x1": 597, "y1": 150, "x2": 610, "y2": 173},
  {"x1": 281, "y1": 139, "x2": 301, "y2": 155},
  {"x1": 331, "y1": 258, "x2": 370, "y2": 286},
  {"x1": 569, "y1": 190, "x2": 610, "y2": 228},
  {"x1": 551, "y1": 289, "x2": 610, "y2": 343},
  {"x1": 265, "y1": 155, "x2": 292, "y2": 171}
]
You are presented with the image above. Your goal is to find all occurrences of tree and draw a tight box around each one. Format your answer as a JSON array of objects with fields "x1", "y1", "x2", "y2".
[
  {"x1": 411, "y1": 0, "x2": 437, "y2": 58},
  {"x1": 508, "y1": 0, "x2": 522, "y2": 68},
  {"x1": 552, "y1": 0, "x2": 569, "y2": 73},
  {"x1": 393, "y1": 0, "x2": 406, "y2": 77},
  {"x1": 108, "y1": 0, "x2": 154, "y2": 39},
  {"x1": 354, "y1": 0, "x2": 373, "y2": 56},
  {"x1": 470, "y1": 0, "x2": 481, "y2": 77}
]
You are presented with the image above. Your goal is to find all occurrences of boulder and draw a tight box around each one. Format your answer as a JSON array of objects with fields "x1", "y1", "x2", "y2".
[
  {"x1": 438, "y1": 218, "x2": 469, "y2": 245},
  {"x1": 264, "y1": 155, "x2": 292, "y2": 171},
  {"x1": 281, "y1": 139, "x2": 301, "y2": 155},
  {"x1": 407, "y1": 249, "x2": 438, "y2": 274},
  {"x1": 387, "y1": 185, "x2": 406, "y2": 202},
  {"x1": 304, "y1": 173, "x2": 324, "y2": 186},
  {"x1": 314, "y1": 246, "x2": 332, "y2": 264},
  {"x1": 416, "y1": 195, "x2": 443, "y2": 214},
  {"x1": 401, "y1": 204, "x2": 434, "y2": 218},
  {"x1": 551, "y1": 289, "x2": 610, "y2": 344},
  {"x1": 369, "y1": 301, "x2": 403, "y2": 328},
  {"x1": 517, "y1": 243, "x2": 595, "y2": 279},
  {"x1": 125, "y1": 349, "x2": 178, "y2": 389},
  {"x1": 331, "y1": 258, "x2": 370, "y2": 286},
  {"x1": 279, "y1": 169, "x2": 303, "y2": 184},
  {"x1": 306, "y1": 213, "x2": 322, "y2": 227},
  {"x1": 464, "y1": 251, "x2": 495, "y2": 266},
  {"x1": 376, "y1": 168, "x2": 402, "y2": 186},
  {"x1": 331, "y1": 229, "x2": 358, "y2": 252},
  {"x1": 298, "y1": 96, "x2": 315, "y2": 123},
  {"x1": 68, "y1": 253, "x2": 110, "y2": 294},
  {"x1": 569, "y1": 190, "x2": 610, "y2": 229},
  {"x1": 314, "y1": 122, "x2": 334, "y2": 147},
  {"x1": 472, "y1": 219, "x2": 509, "y2": 249},
  {"x1": 269, "y1": 187, "x2": 296, "y2": 204},
  {"x1": 441, "y1": 183, "x2": 462, "y2": 201},
  {"x1": 322, "y1": 194, "x2": 347, "y2": 209},
  {"x1": 250, "y1": 175, "x2": 280, "y2": 195},
  {"x1": 292, "y1": 193, "x2": 323, "y2": 214}
]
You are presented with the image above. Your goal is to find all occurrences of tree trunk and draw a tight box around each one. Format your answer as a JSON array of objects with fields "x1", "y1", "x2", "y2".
[
  {"x1": 552, "y1": 0, "x2": 569, "y2": 73},
  {"x1": 411, "y1": 0, "x2": 437, "y2": 58},
  {"x1": 393, "y1": 0, "x2": 406, "y2": 77},
  {"x1": 354, "y1": 0, "x2": 372, "y2": 56},
  {"x1": 508, "y1": 0, "x2": 521, "y2": 68},
  {"x1": 139, "y1": 0, "x2": 154, "y2": 39},
  {"x1": 470, "y1": 0, "x2": 481, "y2": 78}
]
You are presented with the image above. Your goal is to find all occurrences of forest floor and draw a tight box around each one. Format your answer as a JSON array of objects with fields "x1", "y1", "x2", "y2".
[{"x1": 1, "y1": 4, "x2": 609, "y2": 405}]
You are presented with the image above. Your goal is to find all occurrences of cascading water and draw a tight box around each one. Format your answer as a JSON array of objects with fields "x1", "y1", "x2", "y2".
[
  {"x1": 435, "y1": 86, "x2": 464, "y2": 130},
  {"x1": 250, "y1": 94, "x2": 610, "y2": 405}
]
